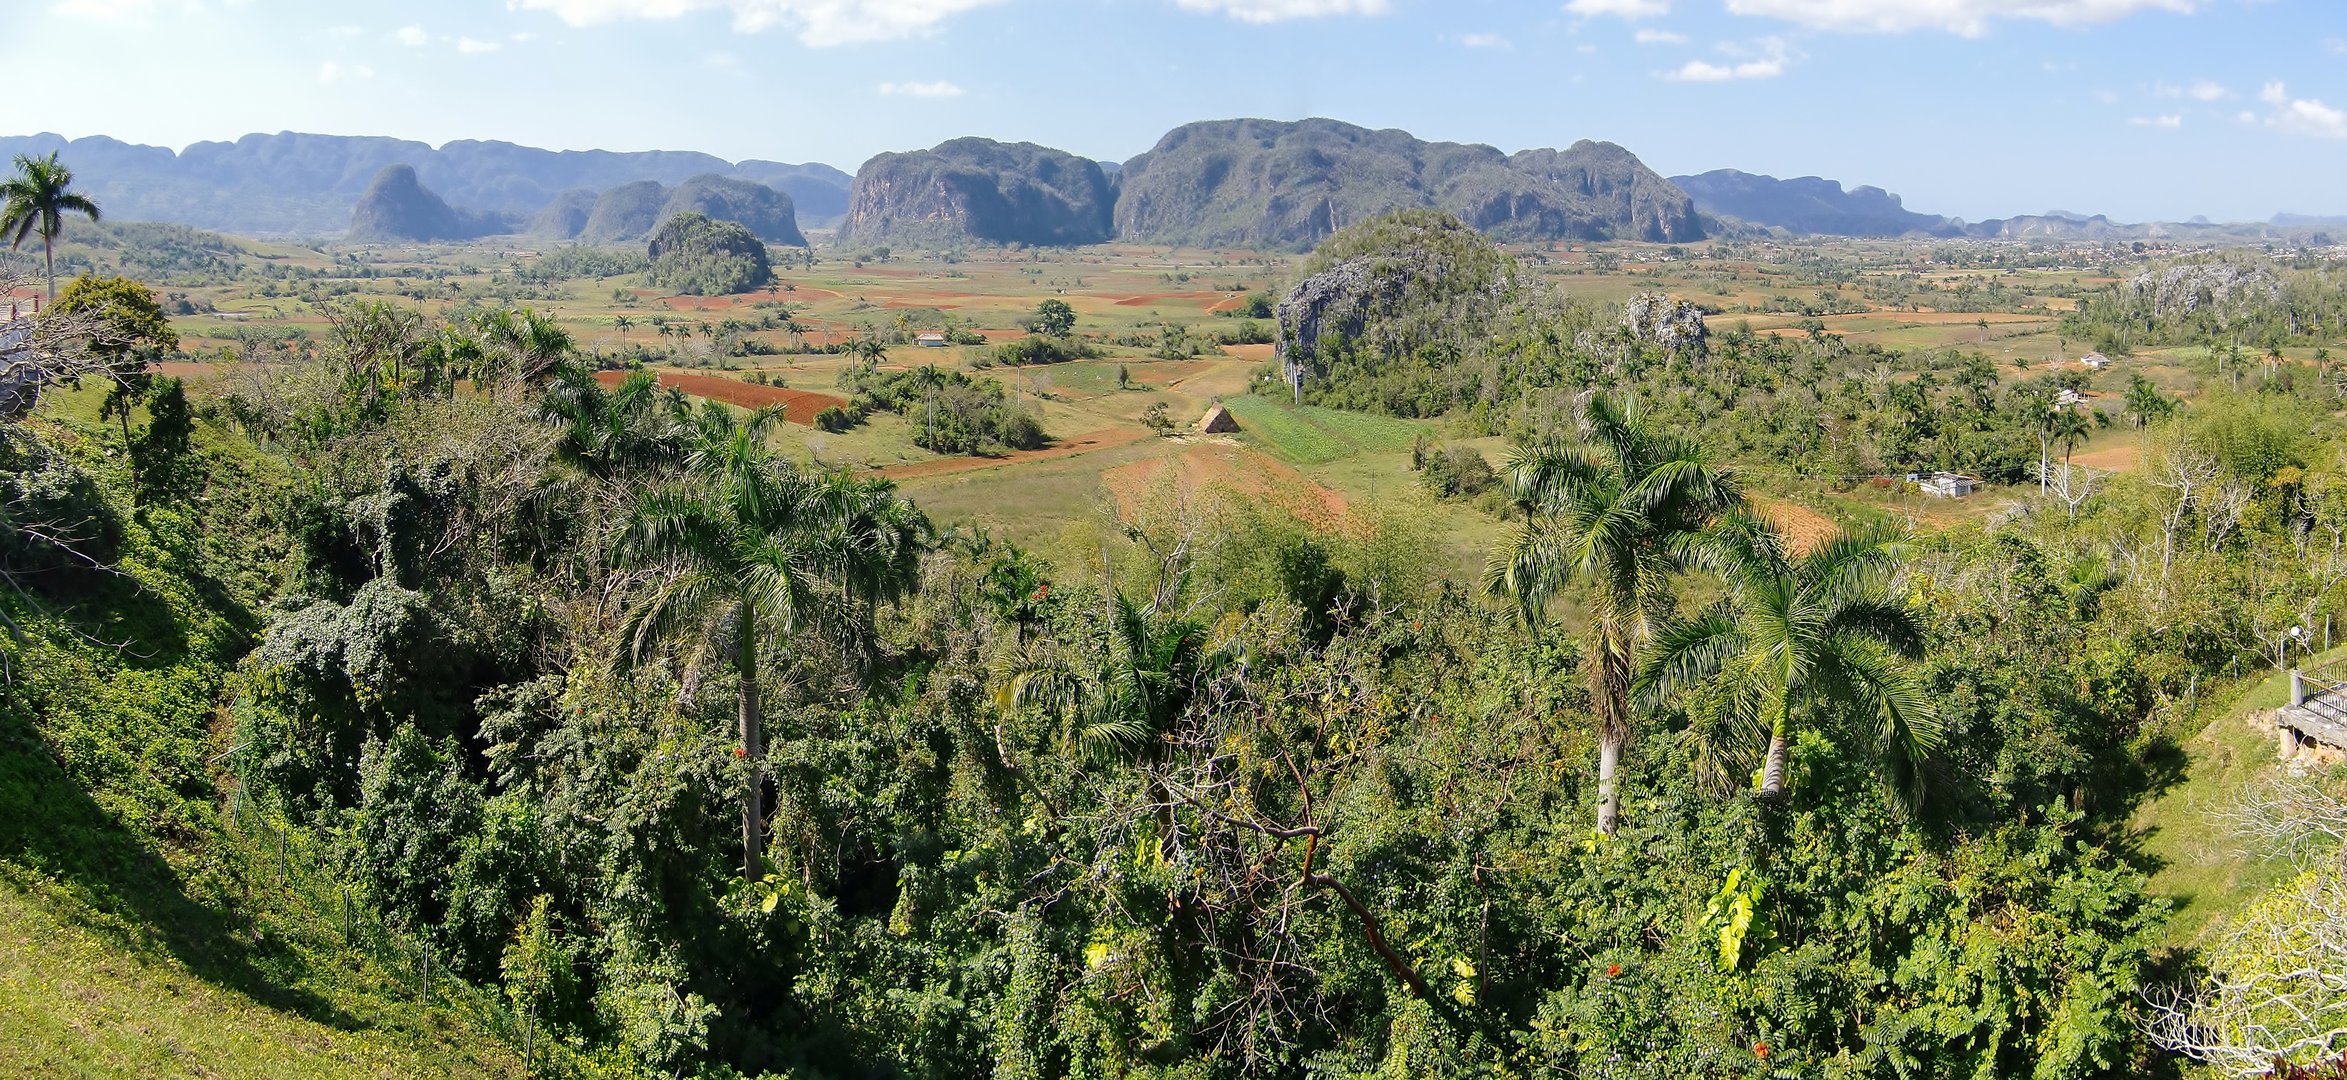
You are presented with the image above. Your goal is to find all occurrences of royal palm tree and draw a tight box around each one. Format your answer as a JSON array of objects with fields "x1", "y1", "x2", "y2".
[
  {"x1": 1636, "y1": 514, "x2": 1938, "y2": 810},
  {"x1": 1484, "y1": 393, "x2": 1742, "y2": 836},
  {"x1": 475, "y1": 308, "x2": 576, "y2": 384},
  {"x1": 616, "y1": 404, "x2": 841, "y2": 881},
  {"x1": 2052, "y1": 406, "x2": 2093, "y2": 474},
  {"x1": 1, "y1": 152, "x2": 101, "y2": 300},
  {"x1": 812, "y1": 471, "x2": 933, "y2": 661},
  {"x1": 541, "y1": 367, "x2": 691, "y2": 480}
]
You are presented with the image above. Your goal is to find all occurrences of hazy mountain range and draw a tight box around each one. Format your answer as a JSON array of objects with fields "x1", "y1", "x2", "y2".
[{"x1": 4, "y1": 124, "x2": 2336, "y2": 250}]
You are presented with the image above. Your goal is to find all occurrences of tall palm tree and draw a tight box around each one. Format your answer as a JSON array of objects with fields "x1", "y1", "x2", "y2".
[
  {"x1": 541, "y1": 367, "x2": 691, "y2": 480},
  {"x1": 1, "y1": 152, "x2": 101, "y2": 300},
  {"x1": 812, "y1": 471, "x2": 933, "y2": 661},
  {"x1": 1484, "y1": 393, "x2": 1742, "y2": 836},
  {"x1": 616, "y1": 404, "x2": 839, "y2": 882},
  {"x1": 475, "y1": 308, "x2": 576, "y2": 384},
  {"x1": 2052, "y1": 406, "x2": 2093, "y2": 474},
  {"x1": 1636, "y1": 514, "x2": 1939, "y2": 810}
]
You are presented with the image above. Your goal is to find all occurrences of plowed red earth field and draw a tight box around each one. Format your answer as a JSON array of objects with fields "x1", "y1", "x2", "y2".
[{"x1": 593, "y1": 369, "x2": 847, "y2": 425}]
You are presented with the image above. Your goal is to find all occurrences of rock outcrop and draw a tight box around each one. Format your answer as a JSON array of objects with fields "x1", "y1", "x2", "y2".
[
  {"x1": 580, "y1": 181, "x2": 668, "y2": 242},
  {"x1": 529, "y1": 189, "x2": 598, "y2": 238},
  {"x1": 1116, "y1": 118, "x2": 1703, "y2": 251},
  {"x1": 840, "y1": 137, "x2": 1115, "y2": 246},
  {"x1": 1623, "y1": 293, "x2": 1708, "y2": 355},
  {"x1": 1273, "y1": 210, "x2": 1518, "y2": 401},
  {"x1": 645, "y1": 212, "x2": 773, "y2": 296},
  {"x1": 347, "y1": 165, "x2": 511, "y2": 242},
  {"x1": 2125, "y1": 262, "x2": 2282, "y2": 318}
]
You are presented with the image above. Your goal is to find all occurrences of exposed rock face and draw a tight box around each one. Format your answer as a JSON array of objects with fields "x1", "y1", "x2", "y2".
[
  {"x1": 1273, "y1": 210, "x2": 1517, "y2": 401},
  {"x1": 1623, "y1": 293, "x2": 1708, "y2": 355},
  {"x1": 581, "y1": 181, "x2": 667, "y2": 242},
  {"x1": 1671, "y1": 170, "x2": 1960, "y2": 237},
  {"x1": 2126, "y1": 262, "x2": 2282, "y2": 318},
  {"x1": 1115, "y1": 118, "x2": 1703, "y2": 251},
  {"x1": 841, "y1": 137, "x2": 1115, "y2": 246},
  {"x1": 347, "y1": 165, "x2": 511, "y2": 242}
]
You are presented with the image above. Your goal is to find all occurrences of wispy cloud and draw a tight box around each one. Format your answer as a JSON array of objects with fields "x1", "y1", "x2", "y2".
[
  {"x1": 1723, "y1": 0, "x2": 2194, "y2": 36},
  {"x1": 1634, "y1": 27, "x2": 1688, "y2": 43},
  {"x1": 878, "y1": 79, "x2": 965, "y2": 98},
  {"x1": 2254, "y1": 81, "x2": 2347, "y2": 139},
  {"x1": 1453, "y1": 31, "x2": 1513, "y2": 48},
  {"x1": 395, "y1": 24, "x2": 430, "y2": 46},
  {"x1": 2153, "y1": 78, "x2": 2229, "y2": 101},
  {"x1": 1662, "y1": 36, "x2": 1793, "y2": 81},
  {"x1": 1565, "y1": 0, "x2": 1668, "y2": 18},
  {"x1": 317, "y1": 61, "x2": 375, "y2": 85},
  {"x1": 1175, "y1": 0, "x2": 1389, "y2": 21},
  {"x1": 2128, "y1": 114, "x2": 2183, "y2": 128},
  {"x1": 456, "y1": 36, "x2": 503, "y2": 53},
  {"x1": 514, "y1": 0, "x2": 1010, "y2": 47}
]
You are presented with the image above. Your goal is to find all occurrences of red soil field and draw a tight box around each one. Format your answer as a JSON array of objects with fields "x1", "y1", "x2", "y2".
[
  {"x1": 1755, "y1": 497, "x2": 1835, "y2": 555},
  {"x1": 593, "y1": 369, "x2": 847, "y2": 425}
]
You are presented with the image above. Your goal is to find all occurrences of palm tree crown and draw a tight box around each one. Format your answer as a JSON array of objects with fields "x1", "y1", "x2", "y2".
[
  {"x1": 1484, "y1": 392, "x2": 1741, "y2": 835},
  {"x1": 1, "y1": 152, "x2": 102, "y2": 300},
  {"x1": 1636, "y1": 513, "x2": 1939, "y2": 811}
]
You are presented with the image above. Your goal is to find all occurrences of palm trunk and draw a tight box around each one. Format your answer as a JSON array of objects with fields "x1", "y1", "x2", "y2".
[
  {"x1": 44, "y1": 234, "x2": 55, "y2": 301},
  {"x1": 1590, "y1": 624, "x2": 1633, "y2": 837},
  {"x1": 737, "y1": 611, "x2": 765, "y2": 883},
  {"x1": 1759, "y1": 715, "x2": 1790, "y2": 797}
]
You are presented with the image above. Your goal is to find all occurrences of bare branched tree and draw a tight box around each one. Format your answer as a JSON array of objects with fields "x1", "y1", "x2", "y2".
[{"x1": 2147, "y1": 779, "x2": 2347, "y2": 1076}]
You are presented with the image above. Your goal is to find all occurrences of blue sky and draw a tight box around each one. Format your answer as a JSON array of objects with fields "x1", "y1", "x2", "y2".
[{"x1": 20, "y1": 0, "x2": 2347, "y2": 221}]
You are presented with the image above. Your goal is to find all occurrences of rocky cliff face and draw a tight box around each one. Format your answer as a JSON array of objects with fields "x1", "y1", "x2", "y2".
[
  {"x1": 841, "y1": 138, "x2": 1114, "y2": 246},
  {"x1": 1115, "y1": 118, "x2": 1703, "y2": 251},
  {"x1": 347, "y1": 165, "x2": 510, "y2": 242},
  {"x1": 1671, "y1": 170, "x2": 1959, "y2": 237}
]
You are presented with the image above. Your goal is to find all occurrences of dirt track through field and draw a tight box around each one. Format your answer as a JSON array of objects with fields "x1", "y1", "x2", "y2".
[
  {"x1": 593, "y1": 369, "x2": 847, "y2": 425},
  {"x1": 1102, "y1": 441, "x2": 1349, "y2": 525}
]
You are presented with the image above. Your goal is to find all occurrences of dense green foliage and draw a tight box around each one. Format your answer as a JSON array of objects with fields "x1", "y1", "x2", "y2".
[
  {"x1": 14, "y1": 215, "x2": 2347, "y2": 1079},
  {"x1": 646, "y1": 212, "x2": 773, "y2": 297}
]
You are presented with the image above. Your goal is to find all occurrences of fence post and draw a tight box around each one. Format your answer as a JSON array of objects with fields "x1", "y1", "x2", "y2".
[{"x1": 2291, "y1": 669, "x2": 2307, "y2": 709}]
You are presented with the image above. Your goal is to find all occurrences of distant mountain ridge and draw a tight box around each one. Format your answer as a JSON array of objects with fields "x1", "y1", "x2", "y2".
[
  {"x1": 1673, "y1": 168, "x2": 2339, "y2": 242},
  {"x1": 841, "y1": 137, "x2": 1115, "y2": 246},
  {"x1": 0, "y1": 131, "x2": 849, "y2": 235},
  {"x1": 1109, "y1": 118, "x2": 1702, "y2": 250},
  {"x1": 348, "y1": 165, "x2": 515, "y2": 242}
]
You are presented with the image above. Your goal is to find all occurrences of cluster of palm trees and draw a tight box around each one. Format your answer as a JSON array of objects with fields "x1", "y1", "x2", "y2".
[{"x1": 1486, "y1": 393, "x2": 1939, "y2": 837}]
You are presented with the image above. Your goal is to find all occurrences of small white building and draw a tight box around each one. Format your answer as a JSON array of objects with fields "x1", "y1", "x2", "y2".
[
  {"x1": 2055, "y1": 388, "x2": 2089, "y2": 409},
  {"x1": 915, "y1": 331, "x2": 948, "y2": 348},
  {"x1": 1920, "y1": 472, "x2": 1981, "y2": 499},
  {"x1": 2080, "y1": 352, "x2": 2111, "y2": 371}
]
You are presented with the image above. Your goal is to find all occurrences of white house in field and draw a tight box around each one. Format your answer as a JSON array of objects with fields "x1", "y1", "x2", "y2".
[
  {"x1": 1919, "y1": 472, "x2": 1981, "y2": 499},
  {"x1": 2080, "y1": 352, "x2": 2111, "y2": 371}
]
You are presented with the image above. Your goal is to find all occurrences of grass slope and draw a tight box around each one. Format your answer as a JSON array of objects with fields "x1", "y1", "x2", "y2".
[{"x1": 2134, "y1": 649, "x2": 2344, "y2": 943}]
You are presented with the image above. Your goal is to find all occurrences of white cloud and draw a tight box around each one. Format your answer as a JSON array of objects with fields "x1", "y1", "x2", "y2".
[
  {"x1": 1173, "y1": 0, "x2": 1389, "y2": 23},
  {"x1": 1723, "y1": 0, "x2": 2194, "y2": 36},
  {"x1": 2325, "y1": 37, "x2": 2346, "y2": 55},
  {"x1": 1634, "y1": 27, "x2": 1688, "y2": 43},
  {"x1": 456, "y1": 35, "x2": 503, "y2": 52},
  {"x1": 512, "y1": 0, "x2": 1011, "y2": 46},
  {"x1": 878, "y1": 79, "x2": 965, "y2": 97},
  {"x1": 2254, "y1": 82, "x2": 2347, "y2": 139},
  {"x1": 317, "y1": 61, "x2": 375, "y2": 84},
  {"x1": 2153, "y1": 78, "x2": 2228, "y2": 101},
  {"x1": 1565, "y1": 0, "x2": 1668, "y2": 18},
  {"x1": 2128, "y1": 113, "x2": 2182, "y2": 128},
  {"x1": 326, "y1": 25, "x2": 366, "y2": 40},
  {"x1": 1455, "y1": 31, "x2": 1512, "y2": 48},
  {"x1": 395, "y1": 24, "x2": 430, "y2": 46},
  {"x1": 1663, "y1": 36, "x2": 1793, "y2": 81}
]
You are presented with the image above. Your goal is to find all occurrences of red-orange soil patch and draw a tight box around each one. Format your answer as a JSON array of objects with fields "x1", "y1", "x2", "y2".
[
  {"x1": 1754, "y1": 497, "x2": 1836, "y2": 555},
  {"x1": 2068, "y1": 443, "x2": 2143, "y2": 473},
  {"x1": 877, "y1": 425, "x2": 1153, "y2": 480},
  {"x1": 594, "y1": 369, "x2": 847, "y2": 425}
]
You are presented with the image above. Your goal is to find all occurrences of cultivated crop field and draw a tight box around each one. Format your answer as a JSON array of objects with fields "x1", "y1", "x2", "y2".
[{"x1": 94, "y1": 228, "x2": 2221, "y2": 577}]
